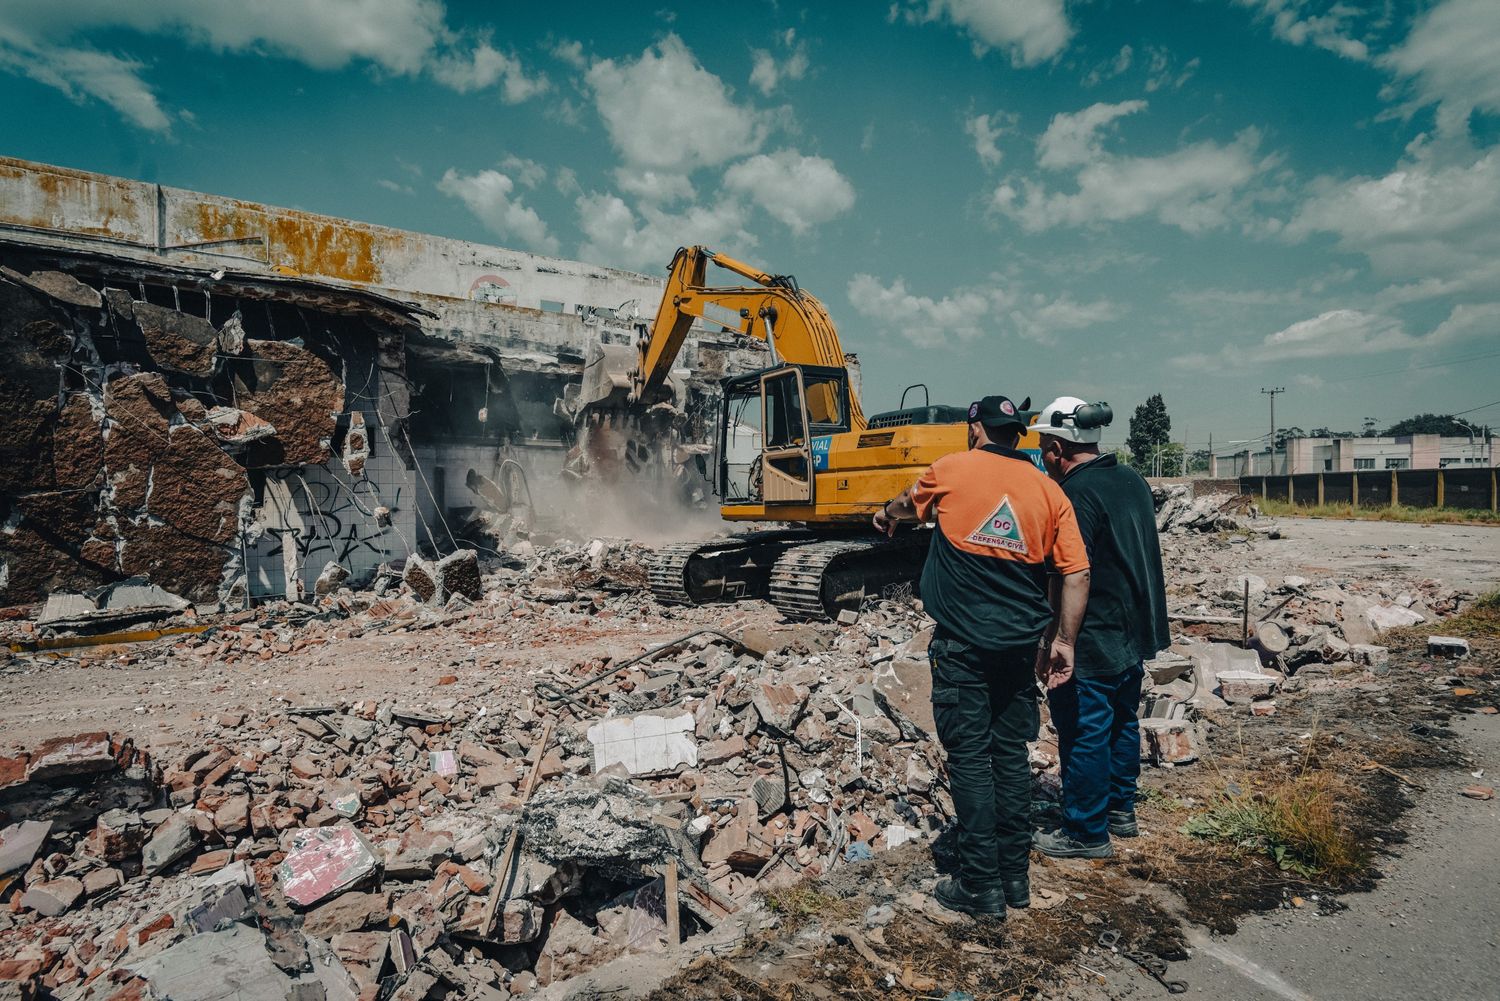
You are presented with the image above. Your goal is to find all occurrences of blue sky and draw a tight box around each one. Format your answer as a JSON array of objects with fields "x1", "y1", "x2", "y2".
[{"x1": 5, "y1": 1, "x2": 1500, "y2": 451}]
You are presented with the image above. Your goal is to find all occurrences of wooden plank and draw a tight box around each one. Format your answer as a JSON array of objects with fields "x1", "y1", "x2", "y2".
[
  {"x1": 664, "y1": 861, "x2": 680, "y2": 949},
  {"x1": 479, "y1": 719, "x2": 555, "y2": 938}
]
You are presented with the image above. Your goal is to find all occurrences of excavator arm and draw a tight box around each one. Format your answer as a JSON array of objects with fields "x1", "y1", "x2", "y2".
[{"x1": 633, "y1": 247, "x2": 865, "y2": 429}]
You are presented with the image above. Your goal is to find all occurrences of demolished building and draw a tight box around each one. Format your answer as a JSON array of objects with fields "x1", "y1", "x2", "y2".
[{"x1": 0, "y1": 156, "x2": 790, "y2": 608}]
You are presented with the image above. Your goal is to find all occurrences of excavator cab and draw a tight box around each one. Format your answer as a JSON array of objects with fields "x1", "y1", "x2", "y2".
[{"x1": 719, "y1": 363, "x2": 851, "y2": 506}]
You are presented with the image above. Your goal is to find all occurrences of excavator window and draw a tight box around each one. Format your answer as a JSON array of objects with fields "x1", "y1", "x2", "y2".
[{"x1": 764, "y1": 372, "x2": 806, "y2": 449}]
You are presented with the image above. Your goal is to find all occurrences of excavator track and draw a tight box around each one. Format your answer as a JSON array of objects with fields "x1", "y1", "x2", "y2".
[
  {"x1": 768, "y1": 533, "x2": 931, "y2": 621},
  {"x1": 646, "y1": 531, "x2": 809, "y2": 607}
]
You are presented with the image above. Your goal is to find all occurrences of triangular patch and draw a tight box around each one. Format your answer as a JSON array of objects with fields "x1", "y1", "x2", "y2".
[{"x1": 965, "y1": 495, "x2": 1028, "y2": 553}]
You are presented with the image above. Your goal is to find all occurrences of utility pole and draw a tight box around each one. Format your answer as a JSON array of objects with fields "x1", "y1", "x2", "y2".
[{"x1": 1261, "y1": 387, "x2": 1284, "y2": 474}]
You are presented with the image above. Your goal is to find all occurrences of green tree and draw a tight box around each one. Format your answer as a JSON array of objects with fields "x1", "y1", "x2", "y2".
[
  {"x1": 1126, "y1": 394, "x2": 1172, "y2": 468},
  {"x1": 1187, "y1": 448, "x2": 1212, "y2": 474},
  {"x1": 1308, "y1": 427, "x2": 1354, "y2": 439},
  {"x1": 1384, "y1": 413, "x2": 1482, "y2": 437},
  {"x1": 1275, "y1": 426, "x2": 1307, "y2": 449}
]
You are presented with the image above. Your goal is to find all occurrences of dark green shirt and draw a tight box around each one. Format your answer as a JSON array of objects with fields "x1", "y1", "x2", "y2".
[{"x1": 1058, "y1": 453, "x2": 1170, "y2": 677}]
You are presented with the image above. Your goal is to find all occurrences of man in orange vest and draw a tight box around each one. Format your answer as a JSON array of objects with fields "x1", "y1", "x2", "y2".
[{"x1": 876, "y1": 395, "x2": 1090, "y2": 917}]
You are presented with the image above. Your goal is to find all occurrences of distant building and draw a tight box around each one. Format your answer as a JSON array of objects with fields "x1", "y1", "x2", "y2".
[{"x1": 1212, "y1": 434, "x2": 1495, "y2": 477}]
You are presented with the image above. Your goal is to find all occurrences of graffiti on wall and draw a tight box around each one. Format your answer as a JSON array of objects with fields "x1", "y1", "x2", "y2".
[{"x1": 247, "y1": 464, "x2": 412, "y2": 598}]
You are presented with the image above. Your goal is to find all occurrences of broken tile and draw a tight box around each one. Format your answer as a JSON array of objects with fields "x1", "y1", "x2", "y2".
[{"x1": 278, "y1": 826, "x2": 378, "y2": 908}]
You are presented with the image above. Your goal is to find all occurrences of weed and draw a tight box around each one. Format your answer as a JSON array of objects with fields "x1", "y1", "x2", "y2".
[
  {"x1": 763, "y1": 886, "x2": 858, "y2": 922},
  {"x1": 1185, "y1": 772, "x2": 1368, "y2": 883}
]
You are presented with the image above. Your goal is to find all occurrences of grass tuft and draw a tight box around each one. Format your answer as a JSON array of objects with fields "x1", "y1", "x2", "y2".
[
  {"x1": 1258, "y1": 498, "x2": 1500, "y2": 525},
  {"x1": 1185, "y1": 772, "x2": 1368, "y2": 883}
]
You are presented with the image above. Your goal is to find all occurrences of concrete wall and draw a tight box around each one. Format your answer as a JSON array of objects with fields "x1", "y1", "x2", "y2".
[{"x1": 1218, "y1": 435, "x2": 1495, "y2": 476}]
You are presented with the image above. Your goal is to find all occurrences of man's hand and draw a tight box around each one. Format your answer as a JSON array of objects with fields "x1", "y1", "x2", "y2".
[
  {"x1": 1039, "y1": 637, "x2": 1075, "y2": 689},
  {"x1": 872, "y1": 508, "x2": 897, "y2": 537}
]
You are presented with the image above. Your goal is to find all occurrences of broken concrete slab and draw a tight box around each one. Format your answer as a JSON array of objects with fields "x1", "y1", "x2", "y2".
[
  {"x1": 20, "y1": 876, "x2": 83, "y2": 917},
  {"x1": 37, "y1": 576, "x2": 191, "y2": 631},
  {"x1": 1140, "y1": 718, "x2": 1198, "y2": 764},
  {"x1": 128, "y1": 922, "x2": 290, "y2": 1000},
  {"x1": 0, "y1": 820, "x2": 51, "y2": 874},
  {"x1": 1366, "y1": 604, "x2": 1425, "y2": 630},
  {"x1": 278, "y1": 825, "x2": 379, "y2": 908},
  {"x1": 142, "y1": 812, "x2": 198, "y2": 876},
  {"x1": 24, "y1": 732, "x2": 115, "y2": 781},
  {"x1": 133, "y1": 301, "x2": 221, "y2": 376},
  {"x1": 1427, "y1": 635, "x2": 1471, "y2": 659},
  {"x1": 586, "y1": 712, "x2": 697, "y2": 776}
]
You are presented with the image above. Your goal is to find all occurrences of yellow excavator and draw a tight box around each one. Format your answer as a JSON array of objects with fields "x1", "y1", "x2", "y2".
[{"x1": 576, "y1": 246, "x2": 1041, "y2": 620}]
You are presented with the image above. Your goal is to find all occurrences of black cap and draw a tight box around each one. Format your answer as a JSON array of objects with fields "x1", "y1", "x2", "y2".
[{"x1": 967, "y1": 395, "x2": 1031, "y2": 431}]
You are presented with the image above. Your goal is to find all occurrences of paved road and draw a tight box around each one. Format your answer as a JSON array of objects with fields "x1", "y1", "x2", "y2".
[
  {"x1": 1257, "y1": 518, "x2": 1500, "y2": 594},
  {"x1": 1163, "y1": 710, "x2": 1500, "y2": 1000}
]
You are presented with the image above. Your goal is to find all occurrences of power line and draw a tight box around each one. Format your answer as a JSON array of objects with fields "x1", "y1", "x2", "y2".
[
  {"x1": 1326, "y1": 351, "x2": 1500, "y2": 387},
  {"x1": 1454, "y1": 399, "x2": 1500, "y2": 417}
]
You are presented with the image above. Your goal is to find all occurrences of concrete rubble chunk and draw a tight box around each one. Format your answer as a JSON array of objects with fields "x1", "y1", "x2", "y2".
[
  {"x1": 587, "y1": 711, "x2": 697, "y2": 776},
  {"x1": 519, "y1": 781, "x2": 675, "y2": 870},
  {"x1": 38, "y1": 577, "x2": 191, "y2": 630},
  {"x1": 1427, "y1": 635, "x2": 1470, "y2": 659},
  {"x1": 133, "y1": 300, "x2": 221, "y2": 377},
  {"x1": 278, "y1": 825, "x2": 379, "y2": 908},
  {"x1": 143, "y1": 812, "x2": 199, "y2": 876},
  {"x1": 24, "y1": 731, "x2": 115, "y2": 781},
  {"x1": 1349, "y1": 644, "x2": 1390, "y2": 669},
  {"x1": 314, "y1": 561, "x2": 350, "y2": 597},
  {"x1": 203, "y1": 405, "x2": 276, "y2": 445},
  {"x1": 21, "y1": 876, "x2": 84, "y2": 917},
  {"x1": 1366, "y1": 604, "x2": 1425, "y2": 630},
  {"x1": 330, "y1": 931, "x2": 389, "y2": 990},
  {"x1": 1217, "y1": 670, "x2": 1278, "y2": 704},
  {"x1": 0, "y1": 820, "x2": 51, "y2": 875},
  {"x1": 1140, "y1": 718, "x2": 1198, "y2": 764},
  {"x1": 0, "y1": 266, "x2": 103, "y2": 308},
  {"x1": 128, "y1": 922, "x2": 291, "y2": 1000},
  {"x1": 303, "y1": 890, "x2": 393, "y2": 939}
]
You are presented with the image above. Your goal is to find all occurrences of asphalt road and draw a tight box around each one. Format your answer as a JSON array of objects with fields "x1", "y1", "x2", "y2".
[{"x1": 1164, "y1": 709, "x2": 1500, "y2": 1001}]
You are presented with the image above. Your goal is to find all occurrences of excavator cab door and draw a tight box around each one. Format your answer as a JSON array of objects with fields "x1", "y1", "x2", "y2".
[{"x1": 758, "y1": 367, "x2": 814, "y2": 504}]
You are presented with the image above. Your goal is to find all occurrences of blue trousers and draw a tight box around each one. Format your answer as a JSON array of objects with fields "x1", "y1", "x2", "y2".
[{"x1": 1047, "y1": 662, "x2": 1144, "y2": 842}]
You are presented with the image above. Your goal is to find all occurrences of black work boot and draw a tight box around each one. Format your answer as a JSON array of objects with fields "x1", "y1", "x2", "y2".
[
  {"x1": 1032, "y1": 827, "x2": 1114, "y2": 859},
  {"x1": 1107, "y1": 809, "x2": 1139, "y2": 838},
  {"x1": 1001, "y1": 876, "x2": 1030, "y2": 909},
  {"x1": 933, "y1": 878, "x2": 1006, "y2": 917}
]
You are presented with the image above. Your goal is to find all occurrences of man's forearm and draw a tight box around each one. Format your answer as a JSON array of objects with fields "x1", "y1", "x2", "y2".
[{"x1": 1055, "y1": 569, "x2": 1090, "y2": 644}]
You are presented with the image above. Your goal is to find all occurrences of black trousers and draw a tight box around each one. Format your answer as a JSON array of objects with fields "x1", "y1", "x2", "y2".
[{"x1": 929, "y1": 631, "x2": 1040, "y2": 887}]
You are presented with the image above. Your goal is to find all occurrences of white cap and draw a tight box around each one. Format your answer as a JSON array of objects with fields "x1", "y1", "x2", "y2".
[{"x1": 1036, "y1": 396, "x2": 1102, "y2": 444}]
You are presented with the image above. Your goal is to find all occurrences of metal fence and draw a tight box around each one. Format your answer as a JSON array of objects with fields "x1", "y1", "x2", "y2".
[{"x1": 1239, "y1": 468, "x2": 1498, "y2": 512}]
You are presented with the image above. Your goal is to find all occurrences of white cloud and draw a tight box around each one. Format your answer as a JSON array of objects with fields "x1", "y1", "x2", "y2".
[
  {"x1": 1082, "y1": 44, "x2": 1132, "y2": 87},
  {"x1": 845, "y1": 273, "x2": 1115, "y2": 346},
  {"x1": 1035, "y1": 100, "x2": 1145, "y2": 169},
  {"x1": 586, "y1": 34, "x2": 767, "y2": 174},
  {"x1": 1176, "y1": 300, "x2": 1500, "y2": 369},
  {"x1": 1143, "y1": 46, "x2": 1199, "y2": 93},
  {"x1": 0, "y1": 1, "x2": 547, "y2": 130},
  {"x1": 613, "y1": 168, "x2": 697, "y2": 205},
  {"x1": 576, "y1": 192, "x2": 756, "y2": 272},
  {"x1": 0, "y1": 43, "x2": 170, "y2": 131},
  {"x1": 430, "y1": 41, "x2": 548, "y2": 102},
  {"x1": 500, "y1": 155, "x2": 547, "y2": 189},
  {"x1": 1381, "y1": 0, "x2": 1500, "y2": 138},
  {"x1": 1234, "y1": 1, "x2": 1371, "y2": 62},
  {"x1": 551, "y1": 39, "x2": 586, "y2": 70},
  {"x1": 965, "y1": 111, "x2": 1011, "y2": 169},
  {"x1": 1259, "y1": 309, "x2": 1415, "y2": 360},
  {"x1": 438, "y1": 167, "x2": 560, "y2": 255},
  {"x1": 896, "y1": 0, "x2": 1074, "y2": 67},
  {"x1": 1286, "y1": 143, "x2": 1500, "y2": 283},
  {"x1": 376, "y1": 178, "x2": 414, "y2": 194},
  {"x1": 723, "y1": 151, "x2": 856, "y2": 234},
  {"x1": 749, "y1": 28, "x2": 809, "y2": 96},
  {"x1": 997, "y1": 106, "x2": 1264, "y2": 233}
]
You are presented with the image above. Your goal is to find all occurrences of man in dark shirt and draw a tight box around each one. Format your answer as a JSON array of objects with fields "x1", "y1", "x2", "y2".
[
  {"x1": 875, "y1": 395, "x2": 1090, "y2": 916},
  {"x1": 1030, "y1": 396, "x2": 1170, "y2": 858}
]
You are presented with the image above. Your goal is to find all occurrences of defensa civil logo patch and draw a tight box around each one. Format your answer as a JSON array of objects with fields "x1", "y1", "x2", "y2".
[{"x1": 966, "y1": 495, "x2": 1028, "y2": 553}]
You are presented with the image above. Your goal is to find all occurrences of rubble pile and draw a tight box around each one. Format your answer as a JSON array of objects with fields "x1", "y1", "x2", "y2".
[
  {"x1": 1152, "y1": 484, "x2": 1261, "y2": 534},
  {"x1": 0, "y1": 542, "x2": 961, "y2": 1000},
  {"x1": 1, "y1": 523, "x2": 1482, "y2": 999}
]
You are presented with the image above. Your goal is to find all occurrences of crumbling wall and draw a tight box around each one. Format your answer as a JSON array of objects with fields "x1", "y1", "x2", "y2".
[{"x1": 0, "y1": 254, "x2": 427, "y2": 608}]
